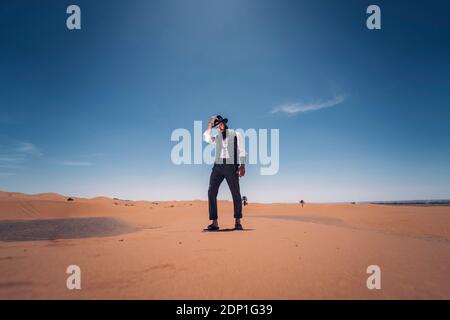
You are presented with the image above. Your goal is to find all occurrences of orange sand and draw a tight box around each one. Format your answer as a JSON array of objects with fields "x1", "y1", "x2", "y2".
[{"x1": 0, "y1": 191, "x2": 449, "y2": 299}]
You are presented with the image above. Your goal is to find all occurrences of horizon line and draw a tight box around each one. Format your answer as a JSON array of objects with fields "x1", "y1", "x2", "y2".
[{"x1": 1, "y1": 190, "x2": 449, "y2": 205}]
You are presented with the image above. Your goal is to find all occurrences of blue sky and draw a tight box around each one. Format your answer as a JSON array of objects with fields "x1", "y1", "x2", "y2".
[{"x1": 1, "y1": 0, "x2": 450, "y2": 202}]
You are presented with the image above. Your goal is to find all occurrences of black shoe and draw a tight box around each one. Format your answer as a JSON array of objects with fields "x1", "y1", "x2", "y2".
[
  {"x1": 206, "y1": 224, "x2": 220, "y2": 231},
  {"x1": 234, "y1": 223, "x2": 243, "y2": 230}
]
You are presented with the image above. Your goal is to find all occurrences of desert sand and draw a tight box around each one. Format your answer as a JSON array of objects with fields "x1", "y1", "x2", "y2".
[{"x1": 0, "y1": 191, "x2": 449, "y2": 299}]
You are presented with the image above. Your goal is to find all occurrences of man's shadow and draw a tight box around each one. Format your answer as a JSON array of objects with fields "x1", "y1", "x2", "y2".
[{"x1": 202, "y1": 228, "x2": 255, "y2": 232}]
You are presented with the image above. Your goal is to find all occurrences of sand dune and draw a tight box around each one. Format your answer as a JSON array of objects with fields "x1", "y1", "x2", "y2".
[{"x1": 0, "y1": 191, "x2": 449, "y2": 299}]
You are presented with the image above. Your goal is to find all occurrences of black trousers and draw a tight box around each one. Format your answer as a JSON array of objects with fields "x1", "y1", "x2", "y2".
[{"x1": 208, "y1": 164, "x2": 242, "y2": 220}]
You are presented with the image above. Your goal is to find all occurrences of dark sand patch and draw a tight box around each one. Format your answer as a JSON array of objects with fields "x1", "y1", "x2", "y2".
[
  {"x1": 0, "y1": 281, "x2": 33, "y2": 289},
  {"x1": 250, "y1": 215, "x2": 450, "y2": 244},
  {"x1": 252, "y1": 215, "x2": 343, "y2": 225},
  {"x1": 0, "y1": 217, "x2": 137, "y2": 242}
]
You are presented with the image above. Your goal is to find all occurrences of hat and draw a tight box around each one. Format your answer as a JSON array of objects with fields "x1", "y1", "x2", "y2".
[{"x1": 212, "y1": 115, "x2": 228, "y2": 128}]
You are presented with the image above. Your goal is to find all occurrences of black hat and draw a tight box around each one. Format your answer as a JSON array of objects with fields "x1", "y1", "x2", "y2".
[{"x1": 212, "y1": 115, "x2": 228, "y2": 128}]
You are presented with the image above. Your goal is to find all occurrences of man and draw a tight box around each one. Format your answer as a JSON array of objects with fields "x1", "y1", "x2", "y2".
[{"x1": 204, "y1": 115, "x2": 246, "y2": 231}]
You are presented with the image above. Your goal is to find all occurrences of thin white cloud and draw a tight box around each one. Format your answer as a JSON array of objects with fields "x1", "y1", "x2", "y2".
[
  {"x1": 0, "y1": 155, "x2": 26, "y2": 162},
  {"x1": 15, "y1": 142, "x2": 43, "y2": 157},
  {"x1": 57, "y1": 161, "x2": 93, "y2": 166},
  {"x1": 272, "y1": 95, "x2": 346, "y2": 115},
  {"x1": 0, "y1": 164, "x2": 25, "y2": 169},
  {"x1": 0, "y1": 142, "x2": 41, "y2": 176},
  {"x1": 80, "y1": 153, "x2": 104, "y2": 158}
]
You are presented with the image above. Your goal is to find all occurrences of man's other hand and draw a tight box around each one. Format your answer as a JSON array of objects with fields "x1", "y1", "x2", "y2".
[{"x1": 238, "y1": 165, "x2": 245, "y2": 177}]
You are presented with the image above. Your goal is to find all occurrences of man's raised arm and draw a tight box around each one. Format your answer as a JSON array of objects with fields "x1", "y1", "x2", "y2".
[{"x1": 203, "y1": 116, "x2": 216, "y2": 144}]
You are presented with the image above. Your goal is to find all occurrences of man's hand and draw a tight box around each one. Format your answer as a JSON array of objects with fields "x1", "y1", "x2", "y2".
[{"x1": 238, "y1": 165, "x2": 245, "y2": 177}]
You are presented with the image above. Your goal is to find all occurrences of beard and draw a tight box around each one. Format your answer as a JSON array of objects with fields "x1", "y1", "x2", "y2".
[{"x1": 221, "y1": 126, "x2": 227, "y2": 139}]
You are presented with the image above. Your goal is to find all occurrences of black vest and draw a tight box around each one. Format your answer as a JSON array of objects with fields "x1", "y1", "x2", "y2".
[{"x1": 215, "y1": 129, "x2": 238, "y2": 165}]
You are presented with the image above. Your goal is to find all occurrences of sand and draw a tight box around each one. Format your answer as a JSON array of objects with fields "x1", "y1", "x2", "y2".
[{"x1": 0, "y1": 191, "x2": 449, "y2": 299}]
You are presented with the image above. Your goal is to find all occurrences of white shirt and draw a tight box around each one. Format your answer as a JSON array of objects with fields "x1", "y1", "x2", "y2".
[{"x1": 203, "y1": 129, "x2": 246, "y2": 161}]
